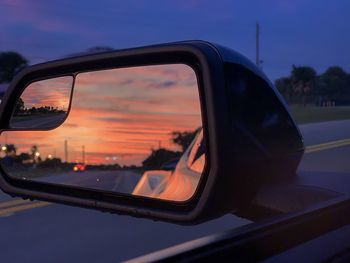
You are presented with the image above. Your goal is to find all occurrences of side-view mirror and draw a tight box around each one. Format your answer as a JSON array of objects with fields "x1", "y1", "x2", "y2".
[
  {"x1": 0, "y1": 41, "x2": 304, "y2": 224},
  {"x1": 10, "y1": 76, "x2": 74, "y2": 129}
]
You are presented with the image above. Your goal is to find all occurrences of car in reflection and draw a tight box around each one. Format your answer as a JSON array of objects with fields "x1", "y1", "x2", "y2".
[
  {"x1": 159, "y1": 158, "x2": 180, "y2": 171},
  {"x1": 73, "y1": 163, "x2": 86, "y2": 172},
  {"x1": 133, "y1": 129, "x2": 205, "y2": 201}
]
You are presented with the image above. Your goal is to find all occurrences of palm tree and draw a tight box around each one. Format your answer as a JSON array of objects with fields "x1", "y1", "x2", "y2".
[
  {"x1": 291, "y1": 65, "x2": 317, "y2": 106},
  {"x1": 30, "y1": 145, "x2": 38, "y2": 163}
]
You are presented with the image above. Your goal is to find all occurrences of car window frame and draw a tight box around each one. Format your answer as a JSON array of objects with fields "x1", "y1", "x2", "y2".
[{"x1": 127, "y1": 195, "x2": 350, "y2": 262}]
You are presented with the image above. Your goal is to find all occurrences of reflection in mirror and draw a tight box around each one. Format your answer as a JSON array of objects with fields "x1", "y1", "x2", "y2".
[
  {"x1": 10, "y1": 76, "x2": 73, "y2": 129},
  {"x1": 1, "y1": 64, "x2": 204, "y2": 202}
]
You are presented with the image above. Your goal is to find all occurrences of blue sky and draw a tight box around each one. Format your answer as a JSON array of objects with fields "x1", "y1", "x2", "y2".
[{"x1": 0, "y1": 0, "x2": 349, "y2": 80}]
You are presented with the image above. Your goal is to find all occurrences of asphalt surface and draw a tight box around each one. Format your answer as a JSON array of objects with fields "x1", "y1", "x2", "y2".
[
  {"x1": 298, "y1": 120, "x2": 350, "y2": 194},
  {"x1": 33, "y1": 170, "x2": 143, "y2": 194},
  {"x1": 11, "y1": 113, "x2": 66, "y2": 129},
  {"x1": 0, "y1": 119, "x2": 350, "y2": 262}
]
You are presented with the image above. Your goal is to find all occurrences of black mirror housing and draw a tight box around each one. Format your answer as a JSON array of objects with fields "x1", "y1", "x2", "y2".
[{"x1": 0, "y1": 41, "x2": 304, "y2": 224}]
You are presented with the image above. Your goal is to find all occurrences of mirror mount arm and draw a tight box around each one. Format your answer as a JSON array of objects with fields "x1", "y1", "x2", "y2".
[{"x1": 236, "y1": 179, "x2": 341, "y2": 221}]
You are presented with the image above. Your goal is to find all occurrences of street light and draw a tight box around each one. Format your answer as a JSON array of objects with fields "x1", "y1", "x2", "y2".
[
  {"x1": 1, "y1": 146, "x2": 7, "y2": 151},
  {"x1": 35, "y1": 152, "x2": 40, "y2": 157}
]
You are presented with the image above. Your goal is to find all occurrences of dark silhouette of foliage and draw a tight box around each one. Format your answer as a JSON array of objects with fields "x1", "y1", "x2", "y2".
[
  {"x1": 0, "y1": 52, "x2": 28, "y2": 83},
  {"x1": 142, "y1": 148, "x2": 181, "y2": 170},
  {"x1": 141, "y1": 128, "x2": 200, "y2": 170},
  {"x1": 30, "y1": 145, "x2": 40, "y2": 163},
  {"x1": 275, "y1": 65, "x2": 350, "y2": 106},
  {"x1": 317, "y1": 66, "x2": 348, "y2": 101},
  {"x1": 171, "y1": 128, "x2": 200, "y2": 152},
  {"x1": 291, "y1": 65, "x2": 317, "y2": 106},
  {"x1": 275, "y1": 77, "x2": 292, "y2": 102},
  {"x1": 38, "y1": 158, "x2": 62, "y2": 168},
  {"x1": 4, "y1": 144, "x2": 17, "y2": 155},
  {"x1": 14, "y1": 98, "x2": 25, "y2": 114},
  {"x1": 14, "y1": 103, "x2": 65, "y2": 115}
]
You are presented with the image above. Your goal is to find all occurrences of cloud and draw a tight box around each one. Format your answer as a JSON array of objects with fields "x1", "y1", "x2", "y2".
[
  {"x1": 0, "y1": 0, "x2": 104, "y2": 59},
  {"x1": 95, "y1": 117, "x2": 134, "y2": 123},
  {"x1": 2, "y1": 64, "x2": 202, "y2": 165},
  {"x1": 21, "y1": 76, "x2": 73, "y2": 110},
  {"x1": 147, "y1": 80, "x2": 176, "y2": 89}
]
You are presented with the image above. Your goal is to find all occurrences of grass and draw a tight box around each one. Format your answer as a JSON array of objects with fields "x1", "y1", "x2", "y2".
[{"x1": 289, "y1": 105, "x2": 350, "y2": 124}]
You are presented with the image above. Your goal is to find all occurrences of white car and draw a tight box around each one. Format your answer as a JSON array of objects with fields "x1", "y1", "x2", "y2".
[{"x1": 133, "y1": 129, "x2": 205, "y2": 201}]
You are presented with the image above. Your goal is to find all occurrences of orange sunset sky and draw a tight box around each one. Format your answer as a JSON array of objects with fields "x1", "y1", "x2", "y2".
[
  {"x1": 20, "y1": 76, "x2": 73, "y2": 111},
  {"x1": 1, "y1": 64, "x2": 202, "y2": 166}
]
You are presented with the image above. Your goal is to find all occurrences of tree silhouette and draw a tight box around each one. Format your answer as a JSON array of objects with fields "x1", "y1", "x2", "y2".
[
  {"x1": 30, "y1": 145, "x2": 39, "y2": 163},
  {"x1": 141, "y1": 128, "x2": 200, "y2": 170},
  {"x1": 142, "y1": 148, "x2": 181, "y2": 170},
  {"x1": 318, "y1": 66, "x2": 348, "y2": 102},
  {"x1": 171, "y1": 128, "x2": 200, "y2": 152},
  {"x1": 4, "y1": 144, "x2": 17, "y2": 155},
  {"x1": 291, "y1": 65, "x2": 317, "y2": 106},
  {"x1": 38, "y1": 157, "x2": 62, "y2": 168},
  {"x1": 17, "y1": 152, "x2": 31, "y2": 163},
  {"x1": 0, "y1": 52, "x2": 28, "y2": 83},
  {"x1": 14, "y1": 98, "x2": 25, "y2": 114},
  {"x1": 275, "y1": 77, "x2": 292, "y2": 102}
]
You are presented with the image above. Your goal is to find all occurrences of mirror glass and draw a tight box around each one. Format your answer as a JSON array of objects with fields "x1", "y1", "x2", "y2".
[
  {"x1": 10, "y1": 76, "x2": 74, "y2": 129},
  {"x1": 1, "y1": 64, "x2": 204, "y2": 202}
]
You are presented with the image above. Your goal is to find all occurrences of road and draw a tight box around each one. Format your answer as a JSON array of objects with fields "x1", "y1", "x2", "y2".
[
  {"x1": 0, "y1": 119, "x2": 350, "y2": 262},
  {"x1": 11, "y1": 113, "x2": 66, "y2": 129},
  {"x1": 33, "y1": 170, "x2": 143, "y2": 194},
  {"x1": 298, "y1": 120, "x2": 350, "y2": 194}
]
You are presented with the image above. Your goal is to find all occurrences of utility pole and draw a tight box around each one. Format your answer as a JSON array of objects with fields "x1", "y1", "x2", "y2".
[
  {"x1": 256, "y1": 22, "x2": 260, "y2": 67},
  {"x1": 82, "y1": 145, "x2": 85, "y2": 164},
  {"x1": 64, "y1": 139, "x2": 68, "y2": 163}
]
